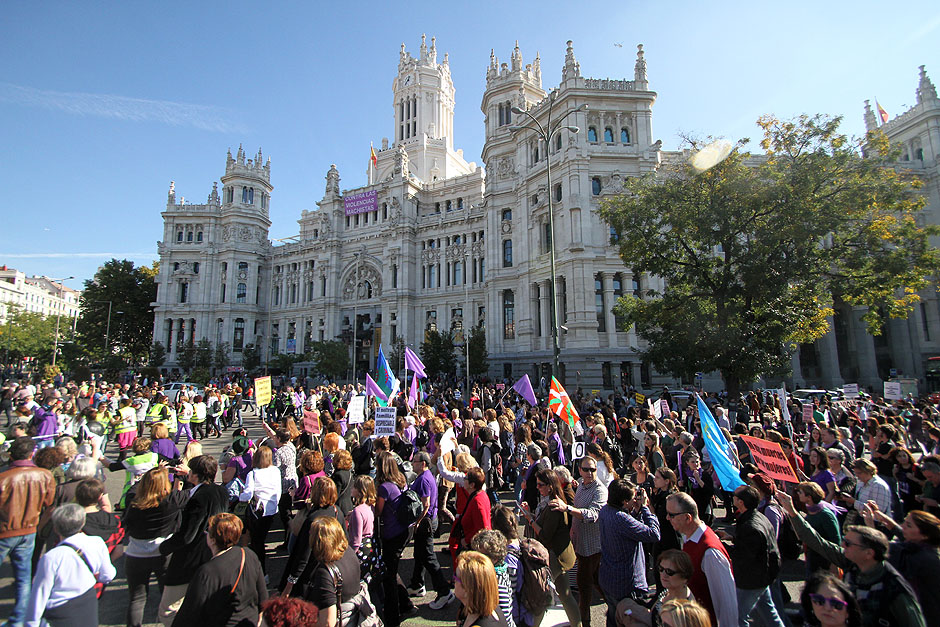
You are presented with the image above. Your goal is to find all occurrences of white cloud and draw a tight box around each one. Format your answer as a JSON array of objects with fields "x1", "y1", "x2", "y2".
[{"x1": 0, "y1": 82, "x2": 246, "y2": 133}]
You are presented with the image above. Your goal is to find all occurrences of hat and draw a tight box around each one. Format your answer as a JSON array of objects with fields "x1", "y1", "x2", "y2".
[
  {"x1": 232, "y1": 436, "x2": 251, "y2": 455},
  {"x1": 750, "y1": 472, "x2": 775, "y2": 496}
]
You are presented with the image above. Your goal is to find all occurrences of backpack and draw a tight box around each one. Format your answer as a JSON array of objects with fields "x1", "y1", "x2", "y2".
[
  {"x1": 415, "y1": 429, "x2": 430, "y2": 450},
  {"x1": 508, "y1": 537, "x2": 554, "y2": 615},
  {"x1": 394, "y1": 488, "x2": 424, "y2": 527}
]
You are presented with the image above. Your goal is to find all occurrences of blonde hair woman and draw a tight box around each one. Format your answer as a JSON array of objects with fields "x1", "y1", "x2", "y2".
[
  {"x1": 454, "y1": 551, "x2": 505, "y2": 626},
  {"x1": 658, "y1": 599, "x2": 711, "y2": 627}
]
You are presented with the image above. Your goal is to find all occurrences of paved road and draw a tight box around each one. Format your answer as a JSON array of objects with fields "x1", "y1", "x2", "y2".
[{"x1": 0, "y1": 410, "x2": 807, "y2": 626}]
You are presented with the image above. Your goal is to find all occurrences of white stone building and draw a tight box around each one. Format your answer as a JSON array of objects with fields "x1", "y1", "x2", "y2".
[
  {"x1": 0, "y1": 267, "x2": 81, "y2": 325},
  {"x1": 153, "y1": 37, "x2": 669, "y2": 390}
]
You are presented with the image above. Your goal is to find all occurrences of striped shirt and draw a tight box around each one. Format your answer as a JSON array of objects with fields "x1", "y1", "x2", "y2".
[
  {"x1": 571, "y1": 478, "x2": 608, "y2": 556},
  {"x1": 495, "y1": 563, "x2": 516, "y2": 627}
]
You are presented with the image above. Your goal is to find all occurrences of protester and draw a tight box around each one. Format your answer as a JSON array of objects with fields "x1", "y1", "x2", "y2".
[
  {"x1": 453, "y1": 551, "x2": 507, "y2": 627},
  {"x1": 347, "y1": 475, "x2": 376, "y2": 551},
  {"x1": 471, "y1": 530, "x2": 516, "y2": 627},
  {"x1": 25, "y1": 503, "x2": 116, "y2": 627},
  {"x1": 658, "y1": 599, "x2": 712, "y2": 627},
  {"x1": 239, "y1": 445, "x2": 281, "y2": 575},
  {"x1": 375, "y1": 451, "x2": 418, "y2": 625},
  {"x1": 282, "y1": 476, "x2": 347, "y2": 595},
  {"x1": 566, "y1": 452, "x2": 609, "y2": 624},
  {"x1": 301, "y1": 516, "x2": 361, "y2": 627},
  {"x1": 799, "y1": 572, "x2": 862, "y2": 627},
  {"x1": 406, "y1": 451, "x2": 453, "y2": 607},
  {"x1": 172, "y1": 513, "x2": 267, "y2": 627},
  {"x1": 796, "y1": 481, "x2": 842, "y2": 574}
]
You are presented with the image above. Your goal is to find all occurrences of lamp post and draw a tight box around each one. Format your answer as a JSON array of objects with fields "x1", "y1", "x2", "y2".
[
  {"x1": 50, "y1": 277, "x2": 75, "y2": 367},
  {"x1": 351, "y1": 251, "x2": 362, "y2": 384},
  {"x1": 510, "y1": 92, "x2": 587, "y2": 381}
]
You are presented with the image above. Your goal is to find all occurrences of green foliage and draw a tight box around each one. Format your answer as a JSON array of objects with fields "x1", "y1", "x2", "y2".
[
  {"x1": 309, "y1": 340, "x2": 350, "y2": 381},
  {"x1": 467, "y1": 324, "x2": 488, "y2": 376},
  {"x1": 0, "y1": 304, "x2": 57, "y2": 364},
  {"x1": 176, "y1": 342, "x2": 196, "y2": 374},
  {"x1": 72, "y1": 365, "x2": 92, "y2": 383},
  {"x1": 241, "y1": 343, "x2": 261, "y2": 373},
  {"x1": 75, "y1": 259, "x2": 157, "y2": 363},
  {"x1": 44, "y1": 364, "x2": 61, "y2": 380},
  {"x1": 421, "y1": 329, "x2": 456, "y2": 377},
  {"x1": 272, "y1": 352, "x2": 299, "y2": 375},
  {"x1": 213, "y1": 342, "x2": 230, "y2": 372},
  {"x1": 194, "y1": 338, "x2": 213, "y2": 370},
  {"x1": 190, "y1": 367, "x2": 211, "y2": 386},
  {"x1": 149, "y1": 342, "x2": 166, "y2": 368},
  {"x1": 599, "y1": 114, "x2": 940, "y2": 394},
  {"x1": 386, "y1": 337, "x2": 406, "y2": 374}
]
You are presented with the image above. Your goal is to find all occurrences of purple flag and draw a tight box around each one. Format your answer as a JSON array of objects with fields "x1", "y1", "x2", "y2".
[
  {"x1": 404, "y1": 346, "x2": 427, "y2": 379},
  {"x1": 512, "y1": 374, "x2": 538, "y2": 406},
  {"x1": 365, "y1": 373, "x2": 388, "y2": 402},
  {"x1": 408, "y1": 374, "x2": 418, "y2": 409}
]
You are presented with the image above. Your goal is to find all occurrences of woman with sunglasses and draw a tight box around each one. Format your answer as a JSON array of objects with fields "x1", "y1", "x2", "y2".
[
  {"x1": 799, "y1": 572, "x2": 862, "y2": 627},
  {"x1": 651, "y1": 468, "x2": 681, "y2": 590},
  {"x1": 519, "y1": 468, "x2": 580, "y2": 627}
]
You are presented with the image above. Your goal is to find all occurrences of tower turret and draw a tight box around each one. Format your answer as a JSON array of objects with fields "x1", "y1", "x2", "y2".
[{"x1": 916, "y1": 65, "x2": 937, "y2": 104}]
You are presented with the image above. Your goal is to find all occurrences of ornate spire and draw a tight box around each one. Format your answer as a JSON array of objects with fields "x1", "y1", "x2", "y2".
[
  {"x1": 511, "y1": 40, "x2": 523, "y2": 72},
  {"x1": 236, "y1": 144, "x2": 245, "y2": 165},
  {"x1": 562, "y1": 40, "x2": 580, "y2": 81},
  {"x1": 168, "y1": 181, "x2": 176, "y2": 204},
  {"x1": 916, "y1": 65, "x2": 937, "y2": 104},
  {"x1": 325, "y1": 164, "x2": 340, "y2": 196},
  {"x1": 634, "y1": 44, "x2": 648, "y2": 88},
  {"x1": 420, "y1": 34, "x2": 427, "y2": 61},
  {"x1": 256, "y1": 148, "x2": 263, "y2": 168},
  {"x1": 429, "y1": 36, "x2": 437, "y2": 64},
  {"x1": 533, "y1": 51, "x2": 541, "y2": 83},
  {"x1": 863, "y1": 100, "x2": 877, "y2": 132},
  {"x1": 209, "y1": 181, "x2": 219, "y2": 204}
]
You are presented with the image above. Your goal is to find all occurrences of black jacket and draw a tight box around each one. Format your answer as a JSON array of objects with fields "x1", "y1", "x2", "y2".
[
  {"x1": 727, "y1": 508, "x2": 780, "y2": 590},
  {"x1": 331, "y1": 469, "x2": 354, "y2": 517},
  {"x1": 160, "y1": 482, "x2": 228, "y2": 586}
]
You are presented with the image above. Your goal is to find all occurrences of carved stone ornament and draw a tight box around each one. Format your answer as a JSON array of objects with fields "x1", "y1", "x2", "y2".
[
  {"x1": 497, "y1": 157, "x2": 517, "y2": 179},
  {"x1": 501, "y1": 219, "x2": 513, "y2": 234},
  {"x1": 342, "y1": 263, "x2": 382, "y2": 301},
  {"x1": 471, "y1": 241, "x2": 484, "y2": 257},
  {"x1": 239, "y1": 226, "x2": 253, "y2": 241},
  {"x1": 222, "y1": 225, "x2": 233, "y2": 242},
  {"x1": 237, "y1": 270, "x2": 248, "y2": 280}
]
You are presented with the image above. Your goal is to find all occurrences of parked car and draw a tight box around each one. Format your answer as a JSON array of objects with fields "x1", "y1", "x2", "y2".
[
  {"x1": 792, "y1": 388, "x2": 841, "y2": 402},
  {"x1": 163, "y1": 381, "x2": 204, "y2": 403}
]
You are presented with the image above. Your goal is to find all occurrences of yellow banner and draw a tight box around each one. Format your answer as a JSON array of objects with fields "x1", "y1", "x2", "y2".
[
  {"x1": 254, "y1": 376, "x2": 272, "y2": 407},
  {"x1": 635, "y1": 392, "x2": 646, "y2": 404}
]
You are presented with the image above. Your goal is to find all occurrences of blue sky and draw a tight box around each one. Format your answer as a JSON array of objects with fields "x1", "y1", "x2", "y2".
[{"x1": 2, "y1": 1, "x2": 938, "y2": 287}]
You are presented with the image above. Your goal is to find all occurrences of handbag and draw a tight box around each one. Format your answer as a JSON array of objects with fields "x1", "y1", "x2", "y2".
[{"x1": 328, "y1": 561, "x2": 383, "y2": 627}]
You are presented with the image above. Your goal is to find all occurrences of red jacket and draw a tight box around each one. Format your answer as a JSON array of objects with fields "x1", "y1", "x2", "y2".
[{"x1": 450, "y1": 489, "x2": 491, "y2": 550}]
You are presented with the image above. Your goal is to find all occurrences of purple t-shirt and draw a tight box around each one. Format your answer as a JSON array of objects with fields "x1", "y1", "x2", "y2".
[
  {"x1": 410, "y1": 469, "x2": 438, "y2": 521},
  {"x1": 378, "y1": 481, "x2": 406, "y2": 539},
  {"x1": 812, "y1": 469, "x2": 836, "y2": 492},
  {"x1": 150, "y1": 438, "x2": 180, "y2": 461},
  {"x1": 227, "y1": 451, "x2": 253, "y2": 482}
]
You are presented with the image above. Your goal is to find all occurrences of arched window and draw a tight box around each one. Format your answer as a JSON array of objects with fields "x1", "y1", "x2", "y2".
[
  {"x1": 236, "y1": 283, "x2": 247, "y2": 303},
  {"x1": 186, "y1": 231, "x2": 193, "y2": 242},
  {"x1": 177, "y1": 231, "x2": 183, "y2": 242},
  {"x1": 273, "y1": 286, "x2": 280, "y2": 306},
  {"x1": 554, "y1": 183, "x2": 562, "y2": 202},
  {"x1": 595, "y1": 275, "x2": 606, "y2": 332},
  {"x1": 196, "y1": 231, "x2": 203, "y2": 242},
  {"x1": 179, "y1": 282, "x2": 189, "y2": 304},
  {"x1": 242, "y1": 187, "x2": 248, "y2": 203},
  {"x1": 503, "y1": 240, "x2": 513, "y2": 267},
  {"x1": 193, "y1": 262, "x2": 199, "y2": 274},
  {"x1": 604, "y1": 127, "x2": 614, "y2": 143},
  {"x1": 588, "y1": 127, "x2": 598, "y2": 142},
  {"x1": 592, "y1": 177, "x2": 602, "y2": 196},
  {"x1": 502, "y1": 208, "x2": 512, "y2": 222},
  {"x1": 238, "y1": 261, "x2": 248, "y2": 271},
  {"x1": 503, "y1": 290, "x2": 515, "y2": 339},
  {"x1": 556, "y1": 134, "x2": 562, "y2": 151},
  {"x1": 533, "y1": 143, "x2": 540, "y2": 163},
  {"x1": 233, "y1": 318, "x2": 245, "y2": 351},
  {"x1": 632, "y1": 272, "x2": 642, "y2": 298},
  {"x1": 621, "y1": 127, "x2": 631, "y2": 144},
  {"x1": 226, "y1": 187, "x2": 234, "y2": 203},
  {"x1": 248, "y1": 188, "x2": 254, "y2": 204}
]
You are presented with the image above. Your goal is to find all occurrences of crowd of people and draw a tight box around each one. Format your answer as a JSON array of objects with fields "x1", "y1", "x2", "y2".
[{"x1": 1, "y1": 375, "x2": 939, "y2": 627}]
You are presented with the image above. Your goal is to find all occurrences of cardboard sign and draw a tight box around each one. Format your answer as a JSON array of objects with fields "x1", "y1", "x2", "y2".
[
  {"x1": 347, "y1": 395, "x2": 366, "y2": 425},
  {"x1": 302, "y1": 409, "x2": 321, "y2": 435},
  {"x1": 571, "y1": 441, "x2": 587, "y2": 460},
  {"x1": 843, "y1": 383, "x2": 859, "y2": 399},
  {"x1": 591, "y1": 389, "x2": 600, "y2": 397},
  {"x1": 440, "y1": 427, "x2": 457, "y2": 456},
  {"x1": 374, "y1": 406, "x2": 397, "y2": 436},
  {"x1": 635, "y1": 393, "x2": 646, "y2": 404},
  {"x1": 884, "y1": 381, "x2": 902, "y2": 401},
  {"x1": 254, "y1": 376, "x2": 272, "y2": 407},
  {"x1": 802, "y1": 404, "x2": 814, "y2": 423},
  {"x1": 660, "y1": 399, "x2": 670, "y2": 417},
  {"x1": 496, "y1": 383, "x2": 505, "y2": 390},
  {"x1": 740, "y1": 435, "x2": 799, "y2": 483}
]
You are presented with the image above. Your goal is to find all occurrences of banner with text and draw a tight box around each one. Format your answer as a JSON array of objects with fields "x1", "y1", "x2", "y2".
[
  {"x1": 344, "y1": 189, "x2": 378, "y2": 216},
  {"x1": 884, "y1": 381, "x2": 903, "y2": 401},
  {"x1": 374, "y1": 406, "x2": 397, "y2": 436},
  {"x1": 254, "y1": 376, "x2": 272, "y2": 407},
  {"x1": 347, "y1": 395, "x2": 366, "y2": 424},
  {"x1": 740, "y1": 435, "x2": 799, "y2": 483}
]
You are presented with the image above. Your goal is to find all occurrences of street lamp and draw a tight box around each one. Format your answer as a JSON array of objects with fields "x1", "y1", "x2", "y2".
[
  {"x1": 50, "y1": 277, "x2": 75, "y2": 367},
  {"x1": 510, "y1": 92, "x2": 587, "y2": 381}
]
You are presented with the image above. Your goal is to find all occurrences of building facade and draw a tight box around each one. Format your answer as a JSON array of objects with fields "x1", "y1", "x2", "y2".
[
  {"x1": 0, "y1": 267, "x2": 80, "y2": 325},
  {"x1": 153, "y1": 38, "x2": 669, "y2": 390}
]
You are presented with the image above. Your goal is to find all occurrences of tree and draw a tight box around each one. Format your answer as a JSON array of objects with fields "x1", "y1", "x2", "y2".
[
  {"x1": 149, "y1": 341, "x2": 166, "y2": 368},
  {"x1": 598, "y1": 115, "x2": 940, "y2": 396},
  {"x1": 194, "y1": 338, "x2": 213, "y2": 370},
  {"x1": 421, "y1": 329, "x2": 456, "y2": 378},
  {"x1": 386, "y1": 337, "x2": 406, "y2": 376},
  {"x1": 0, "y1": 305, "x2": 57, "y2": 365},
  {"x1": 241, "y1": 343, "x2": 261, "y2": 373},
  {"x1": 75, "y1": 259, "x2": 157, "y2": 363},
  {"x1": 272, "y1": 352, "x2": 298, "y2": 376},
  {"x1": 177, "y1": 342, "x2": 196, "y2": 374},
  {"x1": 309, "y1": 340, "x2": 350, "y2": 381},
  {"x1": 213, "y1": 342, "x2": 230, "y2": 372},
  {"x1": 467, "y1": 324, "x2": 488, "y2": 376}
]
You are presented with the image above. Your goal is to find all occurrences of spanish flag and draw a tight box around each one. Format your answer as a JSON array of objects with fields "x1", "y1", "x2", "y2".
[
  {"x1": 876, "y1": 100, "x2": 889, "y2": 124},
  {"x1": 370, "y1": 143, "x2": 378, "y2": 168}
]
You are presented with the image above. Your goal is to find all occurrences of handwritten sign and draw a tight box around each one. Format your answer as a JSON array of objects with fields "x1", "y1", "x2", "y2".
[
  {"x1": 571, "y1": 441, "x2": 587, "y2": 460},
  {"x1": 496, "y1": 383, "x2": 505, "y2": 390},
  {"x1": 884, "y1": 381, "x2": 902, "y2": 401},
  {"x1": 802, "y1": 404, "x2": 814, "y2": 424},
  {"x1": 660, "y1": 399, "x2": 671, "y2": 417},
  {"x1": 254, "y1": 376, "x2": 272, "y2": 407},
  {"x1": 302, "y1": 409, "x2": 321, "y2": 435},
  {"x1": 347, "y1": 395, "x2": 365, "y2": 424},
  {"x1": 740, "y1": 435, "x2": 799, "y2": 483},
  {"x1": 635, "y1": 393, "x2": 646, "y2": 404},
  {"x1": 374, "y1": 406, "x2": 397, "y2": 436},
  {"x1": 843, "y1": 383, "x2": 859, "y2": 399}
]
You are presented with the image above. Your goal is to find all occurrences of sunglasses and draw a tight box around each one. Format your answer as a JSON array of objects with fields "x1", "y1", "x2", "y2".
[
  {"x1": 658, "y1": 565, "x2": 680, "y2": 577},
  {"x1": 841, "y1": 538, "x2": 865, "y2": 549},
  {"x1": 665, "y1": 511, "x2": 686, "y2": 518},
  {"x1": 581, "y1": 466, "x2": 597, "y2": 473},
  {"x1": 809, "y1": 593, "x2": 848, "y2": 611}
]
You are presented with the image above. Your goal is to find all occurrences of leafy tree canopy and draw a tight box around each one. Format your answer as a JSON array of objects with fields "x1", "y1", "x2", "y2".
[
  {"x1": 467, "y1": 324, "x2": 488, "y2": 376},
  {"x1": 598, "y1": 115, "x2": 940, "y2": 394},
  {"x1": 421, "y1": 329, "x2": 456, "y2": 378},
  {"x1": 309, "y1": 340, "x2": 349, "y2": 381}
]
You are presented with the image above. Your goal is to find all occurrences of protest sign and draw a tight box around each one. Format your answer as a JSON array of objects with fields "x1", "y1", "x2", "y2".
[
  {"x1": 347, "y1": 395, "x2": 366, "y2": 424},
  {"x1": 440, "y1": 427, "x2": 457, "y2": 456},
  {"x1": 571, "y1": 441, "x2": 587, "y2": 460},
  {"x1": 374, "y1": 406, "x2": 397, "y2": 436},
  {"x1": 660, "y1": 399, "x2": 670, "y2": 417},
  {"x1": 843, "y1": 383, "x2": 859, "y2": 399},
  {"x1": 884, "y1": 381, "x2": 902, "y2": 401},
  {"x1": 302, "y1": 409, "x2": 320, "y2": 435},
  {"x1": 254, "y1": 376, "x2": 272, "y2": 407},
  {"x1": 801, "y1": 404, "x2": 814, "y2": 423},
  {"x1": 496, "y1": 383, "x2": 505, "y2": 390},
  {"x1": 740, "y1": 435, "x2": 799, "y2": 483},
  {"x1": 591, "y1": 389, "x2": 600, "y2": 397},
  {"x1": 635, "y1": 392, "x2": 646, "y2": 404}
]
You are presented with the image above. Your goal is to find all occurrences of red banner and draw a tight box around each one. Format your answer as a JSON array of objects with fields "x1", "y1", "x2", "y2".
[{"x1": 740, "y1": 435, "x2": 799, "y2": 483}]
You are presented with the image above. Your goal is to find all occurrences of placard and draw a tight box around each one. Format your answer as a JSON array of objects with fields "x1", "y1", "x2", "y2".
[
  {"x1": 739, "y1": 435, "x2": 799, "y2": 483},
  {"x1": 801, "y1": 404, "x2": 814, "y2": 423},
  {"x1": 884, "y1": 381, "x2": 902, "y2": 401},
  {"x1": 843, "y1": 383, "x2": 859, "y2": 399},
  {"x1": 496, "y1": 383, "x2": 505, "y2": 390},
  {"x1": 635, "y1": 393, "x2": 646, "y2": 404},
  {"x1": 347, "y1": 395, "x2": 366, "y2": 424},
  {"x1": 571, "y1": 441, "x2": 587, "y2": 460},
  {"x1": 254, "y1": 376, "x2": 272, "y2": 407},
  {"x1": 660, "y1": 399, "x2": 670, "y2": 417},
  {"x1": 302, "y1": 409, "x2": 321, "y2": 435},
  {"x1": 344, "y1": 189, "x2": 378, "y2": 216},
  {"x1": 374, "y1": 406, "x2": 397, "y2": 436},
  {"x1": 591, "y1": 389, "x2": 600, "y2": 397},
  {"x1": 440, "y1": 427, "x2": 457, "y2": 456}
]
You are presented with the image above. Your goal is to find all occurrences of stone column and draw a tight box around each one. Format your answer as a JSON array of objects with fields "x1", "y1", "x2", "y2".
[
  {"x1": 852, "y1": 307, "x2": 881, "y2": 389},
  {"x1": 602, "y1": 272, "x2": 616, "y2": 340},
  {"x1": 888, "y1": 317, "x2": 917, "y2": 377},
  {"x1": 539, "y1": 280, "x2": 551, "y2": 348},
  {"x1": 817, "y1": 322, "x2": 844, "y2": 388},
  {"x1": 790, "y1": 350, "x2": 805, "y2": 388},
  {"x1": 555, "y1": 277, "x2": 566, "y2": 349}
]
